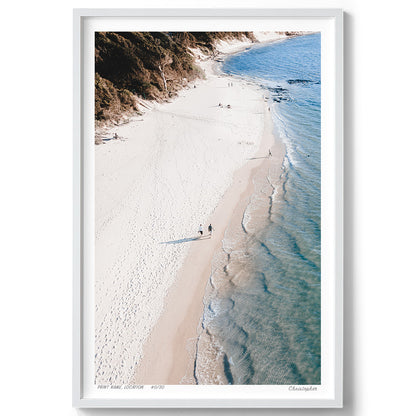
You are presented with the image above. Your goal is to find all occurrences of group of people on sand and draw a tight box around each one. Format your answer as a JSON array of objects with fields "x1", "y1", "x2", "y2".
[
  {"x1": 218, "y1": 103, "x2": 232, "y2": 109},
  {"x1": 198, "y1": 223, "x2": 214, "y2": 238}
]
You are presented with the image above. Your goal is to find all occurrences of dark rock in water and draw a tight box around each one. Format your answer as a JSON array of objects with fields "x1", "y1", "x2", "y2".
[
  {"x1": 268, "y1": 86, "x2": 287, "y2": 93},
  {"x1": 267, "y1": 86, "x2": 290, "y2": 102},
  {"x1": 287, "y1": 79, "x2": 314, "y2": 85},
  {"x1": 260, "y1": 84, "x2": 291, "y2": 103},
  {"x1": 287, "y1": 79, "x2": 320, "y2": 86},
  {"x1": 272, "y1": 95, "x2": 291, "y2": 103}
]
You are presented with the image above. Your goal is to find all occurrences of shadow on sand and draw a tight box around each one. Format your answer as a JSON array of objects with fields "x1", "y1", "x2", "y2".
[
  {"x1": 160, "y1": 235, "x2": 211, "y2": 245},
  {"x1": 102, "y1": 137, "x2": 127, "y2": 142},
  {"x1": 247, "y1": 156, "x2": 268, "y2": 160}
]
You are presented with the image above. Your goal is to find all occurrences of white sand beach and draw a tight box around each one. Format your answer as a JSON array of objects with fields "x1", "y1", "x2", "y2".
[{"x1": 95, "y1": 33, "x2": 286, "y2": 386}]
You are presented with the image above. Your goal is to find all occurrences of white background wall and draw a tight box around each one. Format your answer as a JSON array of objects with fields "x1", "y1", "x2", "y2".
[{"x1": 1, "y1": 0, "x2": 415, "y2": 415}]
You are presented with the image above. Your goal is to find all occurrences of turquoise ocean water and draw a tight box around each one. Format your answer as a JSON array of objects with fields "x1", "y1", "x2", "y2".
[{"x1": 194, "y1": 33, "x2": 321, "y2": 385}]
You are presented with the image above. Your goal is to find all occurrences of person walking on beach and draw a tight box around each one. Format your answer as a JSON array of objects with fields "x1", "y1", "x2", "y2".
[
  {"x1": 208, "y1": 224, "x2": 213, "y2": 236},
  {"x1": 268, "y1": 149, "x2": 272, "y2": 157},
  {"x1": 198, "y1": 224, "x2": 203, "y2": 237}
]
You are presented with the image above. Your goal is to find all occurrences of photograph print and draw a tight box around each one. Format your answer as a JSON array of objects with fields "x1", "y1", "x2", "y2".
[{"x1": 94, "y1": 30, "x2": 322, "y2": 387}]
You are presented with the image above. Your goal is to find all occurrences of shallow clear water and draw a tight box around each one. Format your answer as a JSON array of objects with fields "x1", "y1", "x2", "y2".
[{"x1": 194, "y1": 34, "x2": 321, "y2": 385}]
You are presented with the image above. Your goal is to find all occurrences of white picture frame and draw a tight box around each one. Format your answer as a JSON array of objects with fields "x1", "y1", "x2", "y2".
[{"x1": 73, "y1": 8, "x2": 343, "y2": 408}]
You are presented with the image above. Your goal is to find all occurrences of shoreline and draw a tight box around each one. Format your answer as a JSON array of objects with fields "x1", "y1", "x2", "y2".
[
  {"x1": 131, "y1": 38, "x2": 286, "y2": 384},
  {"x1": 95, "y1": 33, "x2": 294, "y2": 386},
  {"x1": 131, "y1": 101, "x2": 280, "y2": 385}
]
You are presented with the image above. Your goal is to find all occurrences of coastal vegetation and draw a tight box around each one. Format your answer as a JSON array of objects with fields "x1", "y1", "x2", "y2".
[{"x1": 95, "y1": 32, "x2": 256, "y2": 123}]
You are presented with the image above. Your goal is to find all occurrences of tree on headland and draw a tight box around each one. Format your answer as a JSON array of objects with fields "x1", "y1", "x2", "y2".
[{"x1": 157, "y1": 53, "x2": 173, "y2": 92}]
